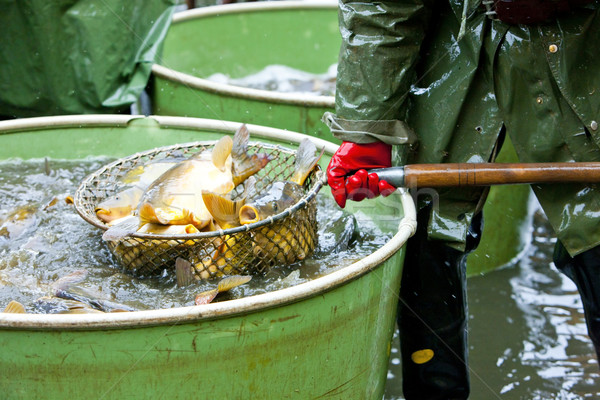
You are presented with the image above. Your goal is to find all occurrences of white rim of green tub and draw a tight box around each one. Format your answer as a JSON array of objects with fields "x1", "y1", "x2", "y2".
[{"x1": 151, "y1": 0, "x2": 338, "y2": 108}]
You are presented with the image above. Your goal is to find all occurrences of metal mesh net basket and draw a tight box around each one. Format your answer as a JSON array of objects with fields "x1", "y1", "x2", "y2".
[{"x1": 74, "y1": 139, "x2": 324, "y2": 280}]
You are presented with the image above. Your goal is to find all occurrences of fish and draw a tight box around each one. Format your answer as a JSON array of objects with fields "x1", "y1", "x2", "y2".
[
  {"x1": 137, "y1": 124, "x2": 270, "y2": 228},
  {"x1": 53, "y1": 289, "x2": 136, "y2": 313},
  {"x1": 95, "y1": 161, "x2": 179, "y2": 224},
  {"x1": 119, "y1": 161, "x2": 183, "y2": 186},
  {"x1": 95, "y1": 186, "x2": 146, "y2": 225},
  {"x1": 194, "y1": 275, "x2": 252, "y2": 305},
  {"x1": 175, "y1": 257, "x2": 252, "y2": 301},
  {"x1": 204, "y1": 138, "x2": 323, "y2": 266},
  {"x1": 238, "y1": 138, "x2": 322, "y2": 225},
  {"x1": 240, "y1": 139, "x2": 322, "y2": 264},
  {"x1": 189, "y1": 178, "x2": 258, "y2": 280},
  {"x1": 0, "y1": 204, "x2": 37, "y2": 240},
  {"x1": 51, "y1": 269, "x2": 88, "y2": 291},
  {"x1": 50, "y1": 270, "x2": 136, "y2": 313},
  {"x1": 2, "y1": 270, "x2": 134, "y2": 315},
  {"x1": 32, "y1": 297, "x2": 106, "y2": 314}
]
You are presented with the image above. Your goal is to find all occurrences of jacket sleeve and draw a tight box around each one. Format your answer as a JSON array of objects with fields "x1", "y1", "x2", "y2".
[{"x1": 324, "y1": 0, "x2": 431, "y2": 145}]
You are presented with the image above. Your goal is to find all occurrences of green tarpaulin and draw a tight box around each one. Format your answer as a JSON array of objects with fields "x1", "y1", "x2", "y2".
[{"x1": 0, "y1": 0, "x2": 176, "y2": 118}]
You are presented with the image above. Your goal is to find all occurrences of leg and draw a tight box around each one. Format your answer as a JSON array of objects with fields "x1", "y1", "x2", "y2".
[
  {"x1": 397, "y1": 207, "x2": 482, "y2": 400},
  {"x1": 553, "y1": 241, "x2": 600, "y2": 363}
]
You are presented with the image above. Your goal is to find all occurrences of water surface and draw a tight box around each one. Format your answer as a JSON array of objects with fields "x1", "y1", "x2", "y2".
[{"x1": 0, "y1": 158, "x2": 389, "y2": 312}]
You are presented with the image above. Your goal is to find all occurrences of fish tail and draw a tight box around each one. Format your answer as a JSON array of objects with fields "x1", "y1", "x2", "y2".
[
  {"x1": 217, "y1": 275, "x2": 252, "y2": 292},
  {"x1": 102, "y1": 215, "x2": 142, "y2": 242},
  {"x1": 232, "y1": 124, "x2": 272, "y2": 186},
  {"x1": 202, "y1": 191, "x2": 244, "y2": 229},
  {"x1": 3, "y1": 300, "x2": 26, "y2": 314},
  {"x1": 176, "y1": 257, "x2": 196, "y2": 287},
  {"x1": 290, "y1": 139, "x2": 324, "y2": 186},
  {"x1": 211, "y1": 135, "x2": 234, "y2": 171}
]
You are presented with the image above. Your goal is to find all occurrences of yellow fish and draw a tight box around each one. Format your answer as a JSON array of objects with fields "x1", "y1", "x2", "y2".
[
  {"x1": 137, "y1": 124, "x2": 270, "y2": 229},
  {"x1": 202, "y1": 138, "x2": 322, "y2": 267},
  {"x1": 0, "y1": 205, "x2": 37, "y2": 240},
  {"x1": 95, "y1": 161, "x2": 178, "y2": 224}
]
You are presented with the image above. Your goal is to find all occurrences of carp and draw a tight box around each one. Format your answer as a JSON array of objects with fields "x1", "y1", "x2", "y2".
[
  {"x1": 95, "y1": 161, "x2": 180, "y2": 224},
  {"x1": 137, "y1": 124, "x2": 270, "y2": 229},
  {"x1": 202, "y1": 138, "x2": 323, "y2": 270}
]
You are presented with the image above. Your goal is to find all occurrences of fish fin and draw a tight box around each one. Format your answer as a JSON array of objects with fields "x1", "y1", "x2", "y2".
[
  {"x1": 290, "y1": 139, "x2": 324, "y2": 185},
  {"x1": 195, "y1": 288, "x2": 219, "y2": 305},
  {"x1": 184, "y1": 224, "x2": 200, "y2": 234},
  {"x1": 62, "y1": 306, "x2": 105, "y2": 314},
  {"x1": 201, "y1": 191, "x2": 244, "y2": 229},
  {"x1": 51, "y1": 270, "x2": 88, "y2": 291},
  {"x1": 102, "y1": 215, "x2": 140, "y2": 242},
  {"x1": 232, "y1": 124, "x2": 250, "y2": 159},
  {"x1": 212, "y1": 135, "x2": 234, "y2": 171},
  {"x1": 106, "y1": 214, "x2": 138, "y2": 227},
  {"x1": 3, "y1": 300, "x2": 26, "y2": 313},
  {"x1": 138, "y1": 202, "x2": 161, "y2": 225},
  {"x1": 140, "y1": 203, "x2": 193, "y2": 226},
  {"x1": 232, "y1": 124, "x2": 272, "y2": 186},
  {"x1": 188, "y1": 210, "x2": 211, "y2": 229},
  {"x1": 176, "y1": 257, "x2": 196, "y2": 287},
  {"x1": 244, "y1": 176, "x2": 257, "y2": 200},
  {"x1": 216, "y1": 275, "x2": 252, "y2": 293},
  {"x1": 42, "y1": 197, "x2": 58, "y2": 211},
  {"x1": 201, "y1": 219, "x2": 219, "y2": 232},
  {"x1": 119, "y1": 165, "x2": 145, "y2": 184}
]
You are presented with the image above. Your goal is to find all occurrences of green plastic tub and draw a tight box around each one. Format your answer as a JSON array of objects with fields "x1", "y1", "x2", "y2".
[
  {"x1": 151, "y1": 1, "x2": 339, "y2": 142},
  {"x1": 150, "y1": 0, "x2": 532, "y2": 275},
  {"x1": 0, "y1": 115, "x2": 416, "y2": 399}
]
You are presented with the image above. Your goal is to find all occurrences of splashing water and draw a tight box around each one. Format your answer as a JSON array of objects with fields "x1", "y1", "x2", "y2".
[
  {"x1": 206, "y1": 64, "x2": 337, "y2": 97},
  {"x1": 0, "y1": 159, "x2": 390, "y2": 312}
]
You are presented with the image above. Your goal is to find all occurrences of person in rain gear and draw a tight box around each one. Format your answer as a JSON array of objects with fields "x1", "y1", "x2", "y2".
[
  {"x1": 0, "y1": 0, "x2": 176, "y2": 118},
  {"x1": 324, "y1": 0, "x2": 600, "y2": 398}
]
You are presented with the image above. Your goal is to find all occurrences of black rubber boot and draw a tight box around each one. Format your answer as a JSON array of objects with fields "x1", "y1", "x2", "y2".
[
  {"x1": 553, "y1": 241, "x2": 600, "y2": 363},
  {"x1": 397, "y1": 208, "x2": 483, "y2": 400}
]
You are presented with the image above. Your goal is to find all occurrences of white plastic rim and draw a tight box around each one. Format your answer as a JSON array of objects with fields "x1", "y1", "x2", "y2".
[
  {"x1": 151, "y1": 0, "x2": 337, "y2": 108},
  {"x1": 0, "y1": 115, "x2": 417, "y2": 330}
]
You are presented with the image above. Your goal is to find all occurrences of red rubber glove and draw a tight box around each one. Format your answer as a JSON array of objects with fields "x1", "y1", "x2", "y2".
[{"x1": 327, "y1": 141, "x2": 396, "y2": 208}]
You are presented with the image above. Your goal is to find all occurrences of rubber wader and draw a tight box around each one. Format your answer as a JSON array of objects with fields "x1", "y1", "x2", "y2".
[
  {"x1": 398, "y1": 207, "x2": 483, "y2": 400},
  {"x1": 554, "y1": 241, "x2": 600, "y2": 361}
]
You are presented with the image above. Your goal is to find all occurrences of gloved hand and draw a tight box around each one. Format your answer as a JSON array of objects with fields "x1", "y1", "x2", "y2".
[{"x1": 327, "y1": 141, "x2": 396, "y2": 208}]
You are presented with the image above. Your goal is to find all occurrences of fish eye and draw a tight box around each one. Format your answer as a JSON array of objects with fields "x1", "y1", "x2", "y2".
[{"x1": 271, "y1": 201, "x2": 279, "y2": 212}]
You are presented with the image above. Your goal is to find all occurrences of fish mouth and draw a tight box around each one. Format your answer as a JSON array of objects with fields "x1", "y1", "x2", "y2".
[
  {"x1": 239, "y1": 205, "x2": 260, "y2": 225},
  {"x1": 95, "y1": 208, "x2": 112, "y2": 222}
]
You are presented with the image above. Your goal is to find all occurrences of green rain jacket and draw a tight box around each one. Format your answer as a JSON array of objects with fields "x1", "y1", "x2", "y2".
[
  {"x1": 0, "y1": 0, "x2": 176, "y2": 117},
  {"x1": 325, "y1": 0, "x2": 600, "y2": 256}
]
